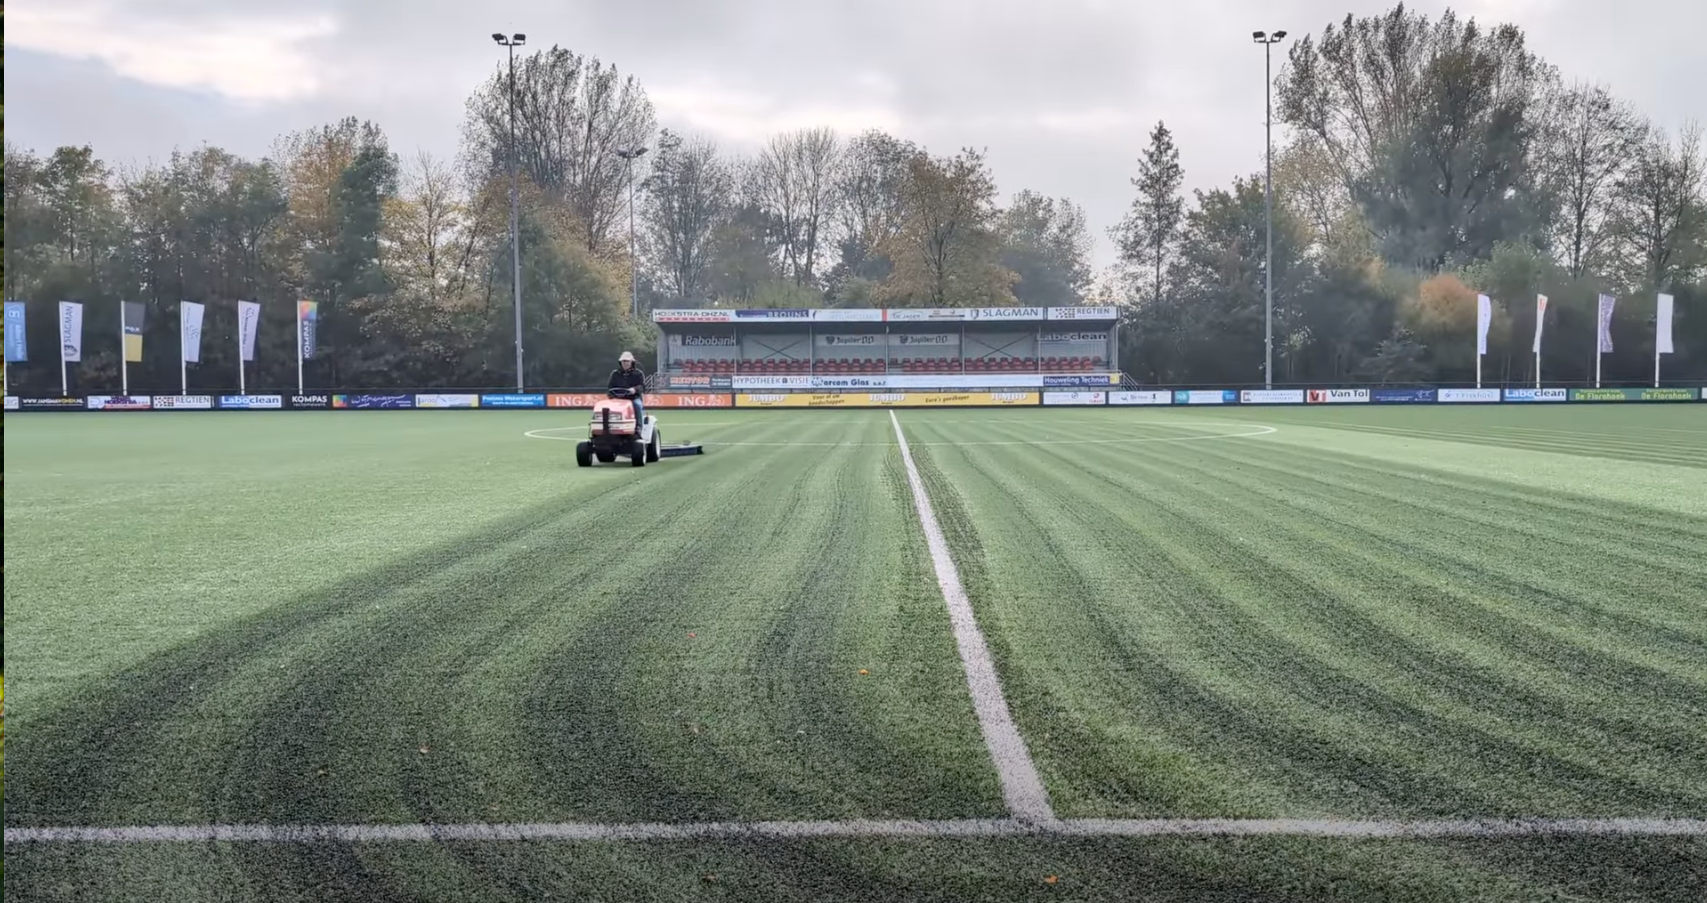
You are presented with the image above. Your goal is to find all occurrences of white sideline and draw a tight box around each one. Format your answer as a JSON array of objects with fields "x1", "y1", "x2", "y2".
[
  {"x1": 8, "y1": 818, "x2": 1706, "y2": 844},
  {"x1": 887, "y1": 410, "x2": 1056, "y2": 823}
]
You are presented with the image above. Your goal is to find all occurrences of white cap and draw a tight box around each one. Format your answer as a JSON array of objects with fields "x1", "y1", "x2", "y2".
[{"x1": 619, "y1": 351, "x2": 635, "y2": 362}]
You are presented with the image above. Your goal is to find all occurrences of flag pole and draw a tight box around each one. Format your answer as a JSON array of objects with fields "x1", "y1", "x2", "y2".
[
  {"x1": 238, "y1": 319, "x2": 246, "y2": 396},
  {"x1": 62, "y1": 353, "x2": 68, "y2": 396},
  {"x1": 121, "y1": 304, "x2": 129, "y2": 395},
  {"x1": 181, "y1": 309, "x2": 189, "y2": 396},
  {"x1": 296, "y1": 306, "x2": 305, "y2": 396}
]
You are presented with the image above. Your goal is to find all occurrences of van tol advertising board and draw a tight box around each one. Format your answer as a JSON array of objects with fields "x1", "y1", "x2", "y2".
[
  {"x1": 1307, "y1": 388, "x2": 1370, "y2": 404},
  {"x1": 1437, "y1": 388, "x2": 1501, "y2": 403},
  {"x1": 1240, "y1": 389, "x2": 1305, "y2": 404},
  {"x1": 86, "y1": 395, "x2": 152, "y2": 410},
  {"x1": 1109, "y1": 391, "x2": 1172, "y2": 405},
  {"x1": 151, "y1": 395, "x2": 214, "y2": 409},
  {"x1": 219, "y1": 395, "x2": 283, "y2": 409},
  {"x1": 1042, "y1": 391, "x2": 1107, "y2": 406},
  {"x1": 1503, "y1": 388, "x2": 1567, "y2": 402},
  {"x1": 414, "y1": 393, "x2": 481, "y2": 408},
  {"x1": 1174, "y1": 390, "x2": 1236, "y2": 405}
]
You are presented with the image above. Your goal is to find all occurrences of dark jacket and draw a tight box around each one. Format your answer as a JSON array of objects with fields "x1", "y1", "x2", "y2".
[{"x1": 608, "y1": 365, "x2": 647, "y2": 397}]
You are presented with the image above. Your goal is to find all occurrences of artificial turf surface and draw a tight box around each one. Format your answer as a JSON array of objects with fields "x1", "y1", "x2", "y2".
[{"x1": 4, "y1": 406, "x2": 1704, "y2": 901}]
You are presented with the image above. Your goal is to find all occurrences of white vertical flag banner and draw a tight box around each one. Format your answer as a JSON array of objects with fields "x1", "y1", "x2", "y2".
[
  {"x1": 238, "y1": 301, "x2": 261, "y2": 361},
  {"x1": 1476, "y1": 294, "x2": 1492, "y2": 355},
  {"x1": 1596, "y1": 294, "x2": 1616, "y2": 353},
  {"x1": 1532, "y1": 294, "x2": 1548, "y2": 354},
  {"x1": 58, "y1": 301, "x2": 84, "y2": 362},
  {"x1": 181, "y1": 301, "x2": 206, "y2": 363},
  {"x1": 1656, "y1": 293, "x2": 1675, "y2": 355}
]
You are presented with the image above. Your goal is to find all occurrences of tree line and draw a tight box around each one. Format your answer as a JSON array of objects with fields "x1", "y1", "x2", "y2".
[{"x1": 3, "y1": 2, "x2": 1702, "y2": 393}]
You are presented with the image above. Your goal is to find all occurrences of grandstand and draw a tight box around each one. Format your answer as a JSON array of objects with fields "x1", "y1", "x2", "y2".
[{"x1": 654, "y1": 306, "x2": 1120, "y2": 387}]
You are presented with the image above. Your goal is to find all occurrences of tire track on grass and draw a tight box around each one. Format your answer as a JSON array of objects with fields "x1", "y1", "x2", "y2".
[
  {"x1": 1103, "y1": 443, "x2": 1707, "y2": 807},
  {"x1": 940, "y1": 436, "x2": 1694, "y2": 816},
  {"x1": 1180, "y1": 439, "x2": 1707, "y2": 654}
]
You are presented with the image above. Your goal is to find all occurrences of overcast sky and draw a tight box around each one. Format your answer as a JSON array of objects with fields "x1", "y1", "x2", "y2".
[{"x1": 7, "y1": 0, "x2": 1703, "y2": 269}]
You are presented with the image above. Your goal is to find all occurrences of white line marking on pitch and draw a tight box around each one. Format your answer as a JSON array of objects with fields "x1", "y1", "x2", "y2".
[
  {"x1": 700, "y1": 424, "x2": 1276, "y2": 447},
  {"x1": 888, "y1": 410, "x2": 1056, "y2": 824},
  {"x1": 9, "y1": 817, "x2": 1705, "y2": 844}
]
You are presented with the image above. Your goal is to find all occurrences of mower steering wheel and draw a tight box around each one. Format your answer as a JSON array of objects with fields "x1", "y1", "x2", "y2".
[{"x1": 608, "y1": 387, "x2": 633, "y2": 398}]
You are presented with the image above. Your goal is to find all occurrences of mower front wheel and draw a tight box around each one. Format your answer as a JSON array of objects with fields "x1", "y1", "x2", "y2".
[
  {"x1": 575, "y1": 441, "x2": 593, "y2": 468},
  {"x1": 646, "y1": 428, "x2": 661, "y2": 462},
  {"x1": 631, "y1": 438, "x2": 647, "y2": 466}
]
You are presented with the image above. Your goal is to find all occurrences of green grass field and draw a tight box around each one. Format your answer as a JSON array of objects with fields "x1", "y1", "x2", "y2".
[{"x1": 4, "y1": 406, "x2": 1705, "y2": 901}]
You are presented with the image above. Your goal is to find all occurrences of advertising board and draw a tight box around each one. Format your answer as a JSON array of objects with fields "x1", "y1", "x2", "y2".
[
  {"x1": 1042, "y1": 374, "x2": 1118, "y2": 387},
  {"x1": 1108, "y1": 391, "x2": 1171, "y2": 406},
  {"x1": 811, "y1": 309, "x2": 885, "y2": 322},
  {"x1": 1307, "y1": 388, "x2": 1370, "y2": 404},
  {"x1": 653, "y1": 309, "x2": 734, "y2": 323},
  {"x1": 414, "y1": 394, "x2": 481, "y2": 408},
  {"x1": 916, "y1": 392, "x2": 1038, "y2": 406},
  {"x1": 218, "y1": 395, "x2": 283, "y2": 409},
  {"x1": 547, "y1": 393, "x2": 610, "y2": 408},
  {"x1": 1240, "y1": 389, "x2": 1305, "y2": 404},
  {"x1": 1371, "y1": 388, "x2": 1438, "y2": 404},
  {"x1": 666, "y1": 375, "x2": 733, "y2": 389},
  {"x1": 3, "y1": 396, "x2": 18, "y2": 411},
  {"x1": 333, "y1": 393, "x2": 414, "y2": 409},
  {"x1": 1173, "y1": 390, "x2": 1236, "y2": 405},
  {"x1": 646, "y1": 393, "x2": 734, "y2": 408},
  {"x1": 1046, "y1": 306, "x2": 1118, "y2": 320},
  {"x1": 20, "y1": 397, "x2": 83, "y2": 410},
  {"x1": 1437, "y1": 388, "x2": 1501, "y2": 403},
  {"x1": 290, "y1": 394, "x2": 331, "y2": 409},
  {"x1": 1503, "y1": 388, "x2": 1567, "y2": 402},
  {"x1": 1569, "y1": 387, "x2": 1699, "y2": 401},
  {"x1": 737, "y1": 393, "x2": 910, "y2": 407},
  {"x1": 478, "y1": 393, "x2": 546, "y2": 408},
  {"x1": 151, "y1": 395, "x2": 214, "y2": 409},
  {"x1": 86, "y1": 395, "x2": 152, "y2": 410},
  {"x1": 1042, "y1": 391, "x2": 1107, "y2": 406}
]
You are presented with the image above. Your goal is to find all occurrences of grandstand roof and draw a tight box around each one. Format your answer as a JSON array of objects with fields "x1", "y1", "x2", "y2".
[{"x1": 652, "y1": 306, "x2": 1117, "y2": 325}]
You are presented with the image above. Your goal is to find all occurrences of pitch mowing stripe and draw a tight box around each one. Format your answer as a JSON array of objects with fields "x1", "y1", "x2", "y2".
[
  {"x1": 887, "y1": 410, "x2": 1055, "y2": 824},
  {"x1": 8, "y1": 817, "x2": 1705, "y2": 843}
]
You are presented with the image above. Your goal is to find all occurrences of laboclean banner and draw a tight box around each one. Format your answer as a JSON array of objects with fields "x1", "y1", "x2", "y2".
[
  {"x1": 219, "y1": 395, "x2": 283, "y2": 409},
  {"x1": 1503, "y1": 388, "x2": 1567, "y2": 402},
  {"x1": 1241, "y1": 389, "x2": 1304, "y2": 404}
]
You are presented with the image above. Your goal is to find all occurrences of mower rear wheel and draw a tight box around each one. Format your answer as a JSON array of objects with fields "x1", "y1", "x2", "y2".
[
  {"x1": 575, "y1": 441, "x2": 593, "y2": 468},
  {"x1": 631, "y1": 438, "x2": 647, "y2": 466}
]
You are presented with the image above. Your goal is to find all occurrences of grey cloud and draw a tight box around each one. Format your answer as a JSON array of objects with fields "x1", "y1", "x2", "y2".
[{"x1": 8, "y1": 0, "x2": 1704, "y2": 268}]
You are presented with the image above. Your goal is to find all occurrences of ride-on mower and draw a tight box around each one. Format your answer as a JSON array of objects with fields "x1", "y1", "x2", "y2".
[{"x1": 575, "y1": 388, "x2": 704, "y2": 467}]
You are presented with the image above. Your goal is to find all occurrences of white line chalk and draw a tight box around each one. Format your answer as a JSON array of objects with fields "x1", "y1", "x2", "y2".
[
  {"x1": 10, "y1": 817, "x2": 1705, "y2": 844},
  {"x1": 888, "y1": 410, "x2": 1056, "y2": 823}
]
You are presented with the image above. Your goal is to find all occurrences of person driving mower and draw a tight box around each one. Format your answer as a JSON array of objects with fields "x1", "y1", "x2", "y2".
[{"x1": 608, "y1": 351, "x2": 647, "y2": 426}]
